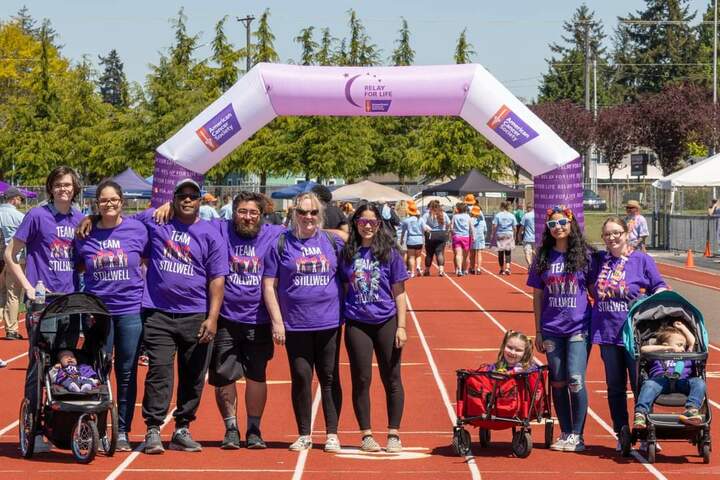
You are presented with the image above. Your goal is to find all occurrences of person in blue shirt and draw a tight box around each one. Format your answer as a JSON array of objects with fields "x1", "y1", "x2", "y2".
[
  {"x1": 400, "y1": 201, "x2": 424, "y2": 277},
  {"x1": 491, "y1": 201, "x2": 518, "y2": 275},
  {"x1": 451, "y1": 202, "x2": 473, "y2": 276},
  {"x1": 520, "y1": 204, "x2": 536, "y2": 267},
  {"x1": 0, "y1": 187, "x2": 26, "y2": 341},
  {"x1": 469, "y1": 205, "x2": 487, "y2": 274}
]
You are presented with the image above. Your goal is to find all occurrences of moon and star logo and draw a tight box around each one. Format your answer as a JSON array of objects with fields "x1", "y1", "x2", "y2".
[{"x1": 344, "y1": 72, "x2": 393, "y2": 113}]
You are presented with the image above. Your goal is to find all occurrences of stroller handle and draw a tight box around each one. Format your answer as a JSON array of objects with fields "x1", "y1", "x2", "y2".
[{"x1": 641, "y1": 351, "x2": 708, "y2": 362}]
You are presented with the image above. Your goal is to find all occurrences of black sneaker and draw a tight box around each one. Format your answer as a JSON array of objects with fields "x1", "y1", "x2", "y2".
[
  {"x1": 169, "y1": 427, "x2": 202, "y2": 452},
  {"x1": 5, "y1": 331, "x2": 23, "y2": 340},
  {"x1": 143, "y1": 428, "x2": 164, "y2": 455},
  {"x1": 245, "y1": 428, "x2": 267, "y2": 449},
  {"x1": 221, "y1": 428, "x2": 241, "y2": 449}
]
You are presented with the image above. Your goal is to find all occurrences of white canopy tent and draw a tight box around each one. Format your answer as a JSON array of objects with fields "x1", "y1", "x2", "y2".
[
  {"x1": 414, "y1": 195, "x2": 461, "y2": 211},
  {"x1": 652, "y1": 154, "x2": 720, "y2": 213},
  {"x1": 331, "y1": 180, "x2": 412, "y2": 203}
]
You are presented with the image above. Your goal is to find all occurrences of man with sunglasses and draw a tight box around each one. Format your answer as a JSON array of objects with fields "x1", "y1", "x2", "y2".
[
  {"x1": 624, "y1": 200, "x2": 648, "y2": 251},
  {"x1": 209, "y1": 191, "x2": 285, "y2": 450},
  {"x1": 135, "y1": 178, "x2": 228, "y2": 454}
]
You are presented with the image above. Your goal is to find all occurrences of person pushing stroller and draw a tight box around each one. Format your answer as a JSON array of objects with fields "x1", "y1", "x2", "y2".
[{"x1": 633, "y1": 321, "x2": 706, "y2": 429}]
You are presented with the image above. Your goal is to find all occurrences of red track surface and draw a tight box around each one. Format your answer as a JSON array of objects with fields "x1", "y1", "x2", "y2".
[{"x1": 0, "y1": 251, "x2": 719, "y2": 479}]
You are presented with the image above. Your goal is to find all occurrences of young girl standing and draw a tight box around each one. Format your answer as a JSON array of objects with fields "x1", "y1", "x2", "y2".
[{"x1": 469, "y1": 205, "x2": 486, "y2": 274}]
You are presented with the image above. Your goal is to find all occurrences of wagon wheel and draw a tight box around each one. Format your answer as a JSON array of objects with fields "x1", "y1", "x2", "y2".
[
  {"x1": 452, "y1": 427, "x2": 471, "y2": 456},
  {"x1": 619, "y1": 425, "x2": 632, "y2": 457},
  {"x1": 512, "y1": 430, "x2": 533, "y2": 458},
  {"x1": 544, "y1": 420, "x2": 554, "y2": 448},
  {"x1": 703, "y1": 442, "x2": 711, "y2": 464},
  {"x1": 479, "y1": 428, "x2": 491, "y2": 448}
]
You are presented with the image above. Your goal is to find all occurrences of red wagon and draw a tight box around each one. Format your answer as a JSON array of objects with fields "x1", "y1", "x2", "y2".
[{"x1": 451, "y1": 365, "x2": 554, "y2": 458}]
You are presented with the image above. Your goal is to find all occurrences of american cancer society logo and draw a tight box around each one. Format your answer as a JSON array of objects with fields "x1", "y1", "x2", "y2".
[
  {"x1": 196, "y1": 103, "x2": 242, "y2": 152},
  {"x1": 487, "y1": 105, "x2": 539, "y2": 149},
  {"x1": 344, "y1": 73, "x2": 392, "y2": 113}
]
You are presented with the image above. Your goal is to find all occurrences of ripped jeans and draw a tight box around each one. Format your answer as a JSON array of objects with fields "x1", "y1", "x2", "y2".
[{"x1": 543, "y1": 332, "x2": 589, "y2": 435}]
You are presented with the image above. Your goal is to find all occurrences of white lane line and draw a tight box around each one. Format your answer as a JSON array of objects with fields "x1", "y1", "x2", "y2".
[
  {"x1": 0, "y1": 420, "x2": 19, "y2": 437},
  {"x1": 3, "y1": 351, "x2": 28, "y2": 364},
  {"x1": 105, "y1": 412, "x2": 174, "y2": 480},
  {"x1": 291, "y1": 385, "x2": 322, "y2": 480},
  {"x1": 406, "y1": 295, "x2": 482, "y2": 480},
  {"x1": 441, "y1": 271, "x2": 668, "y2": 480}
]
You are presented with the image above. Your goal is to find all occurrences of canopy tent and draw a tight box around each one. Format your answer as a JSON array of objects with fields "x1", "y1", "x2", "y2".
[
  {"x1": 331, "y1": 181, "x2": 411, "y2": 203},
  {"x1": 414, "y1": 195, "x2": 461, "y2": 211},
  {"x1": 421, "y1": 169, "x2": 524, "y2": 198},
  {"x1": 0, "y1": 181, "x2": 37, "y2": 198},
  {"x1": 270, "y1": 181, "x2": 318, "y2": 199},
  {"x1": 84, "y1": 168, "x2": 153, "y2": 198},
  {"x1": 652, "y1": 154, "x2": 720, "y2": 189}
]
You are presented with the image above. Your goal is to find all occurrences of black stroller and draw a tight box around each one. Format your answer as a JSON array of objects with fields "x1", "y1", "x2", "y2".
[
  {"x1": 619, "y1": 290, "x2": 712, "y2": 463},
  {"x1": 19, "y1": 293, "x2": 118, "y2": 463}
]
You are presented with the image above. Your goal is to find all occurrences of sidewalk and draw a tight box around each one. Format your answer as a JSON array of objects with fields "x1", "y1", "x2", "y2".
[{"x1": 648, "y1": 249, "x2": 720, "y2": 275}]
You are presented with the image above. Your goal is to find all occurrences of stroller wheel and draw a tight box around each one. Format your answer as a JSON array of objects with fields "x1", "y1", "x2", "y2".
[
  {"x1": 452, "y1": 427, "x2": 471, "y2": 456},
  {"x1": 647, "y1": 442, "x2": 656, "y2": 464},
  {"x1": 619, "y1": 425, "x2": 632, "y2": 457},
  {"x1": 71, "y1": 417, "x2": 99, "y2": 464},
  {"x1": 702, "y1": 442, "x2": 711, "y2": 464},
  {"x1": 479, "y1": 428, "x2": 491, "y2": 448},
  {"x1": 544, "y1": 420, "x2": 554, "y2": 448},
  {"x1": 512, "y1": 430, "x2": 533, "y2": 458},
  {"x1": 101, "y1": 405, "x2": 119, "y2": 457},
  {"x1": 18, "y1": 399, "x2": 36, "y2": 459}
]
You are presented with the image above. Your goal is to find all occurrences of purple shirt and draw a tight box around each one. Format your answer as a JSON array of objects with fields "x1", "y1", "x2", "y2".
[
  {"x1": 589, "y1": 250, "x2": 667, "y2": 345},
  {"x1": 340, "y1": 247, "x2": 409, "y2": 323},
  {"x1": 136, "y1": 210, "x2": 229, "y2": 314},
  {"x1": 13, "y1": 204, "x2": 84, "y2": 294},
  {"x1": 219, "y1": 221, "x2": 285, "y2": 324},
  {"x1": 526, "y1": 250, "x2": 590, "y2": 337},
  {"x1": 263, "y1": 230, "x2": 343, "y2": 331},
  {"x1": 648, "y1": 358, "x2": 693, "y2": 379},
  {"x1": 74, "y1": 218, "x2": 148, "y2": 315}
]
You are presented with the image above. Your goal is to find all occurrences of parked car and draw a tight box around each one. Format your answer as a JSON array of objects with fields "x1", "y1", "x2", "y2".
[{"x1": 583, "y1": 189, "x2": 607, "y2": 211}]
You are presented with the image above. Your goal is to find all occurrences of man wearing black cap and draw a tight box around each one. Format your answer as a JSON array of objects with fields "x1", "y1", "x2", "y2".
[
  {"x1": 0, "y1": 187, "x2": 26, "y2": 341},
  {"x1": 311, "y1": 184, "x2": 348, "y2": 232}
]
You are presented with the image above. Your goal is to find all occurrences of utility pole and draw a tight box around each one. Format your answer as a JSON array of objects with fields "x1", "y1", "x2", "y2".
[
  {"x1": 237, "y1": 14, "x2": 255, "y2": 73},
  {"x1": 584, "y1": 23, "x2": 592, "y2": 186},
  {"x1": 592, "y1": 55, "x2": 598, "y2": 193},
  {"x1": 713, "y1": 0, "x2": 718, "y2": 154}
]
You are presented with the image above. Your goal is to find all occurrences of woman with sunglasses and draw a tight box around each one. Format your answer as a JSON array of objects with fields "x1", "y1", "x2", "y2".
[
  {"x1": 527, "y1": 205, "x2": 594, "y2": 453},
  {"x1": 263, "y1": 192, "x2": 345, "y2": 453},
  {"x1": 340, "y1": 203, "x2": 409, "y2": 453},
  {"x1": 588, "y1": 216, "x2": 667, "y2": 451},
  {"x1": 74, "y1": 179, "x2": 148, "y2": 451}
]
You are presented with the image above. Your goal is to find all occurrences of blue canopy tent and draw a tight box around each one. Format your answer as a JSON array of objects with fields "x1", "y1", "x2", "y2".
[
  {"x1": 84, "y1": 168, "x2": 153, "y2": 199},
  {"x1": 270, "y1": 181, "x2": 318, "y2": 199}
]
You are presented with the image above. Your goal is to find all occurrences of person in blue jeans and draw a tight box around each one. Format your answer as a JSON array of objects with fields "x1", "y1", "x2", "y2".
[
  {"x1": 633, "y1": 322, "x2": 706, "y2": 428},
  {"x1": 75, "y1": 180, "x2": 149, "y2": 451},
  {"x1": 527, "y1": 205, "x2": 594, "y2": 453}
]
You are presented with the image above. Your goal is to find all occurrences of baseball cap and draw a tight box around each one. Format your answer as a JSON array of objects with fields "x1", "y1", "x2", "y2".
[
  {"x1": 3, "y1": 186, "x2": 26, "y2": 200},
  {"x1": 174, "y1": 178, "x2": 201, "y2": 195}
]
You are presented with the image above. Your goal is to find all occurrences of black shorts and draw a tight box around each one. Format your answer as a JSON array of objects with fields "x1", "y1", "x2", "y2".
[
  {"x1": 406, "y1": 244, "x2": 423, "y2": 252},
  {"x1": 208, "y1": 318, "x2": 274, "y2": 386}
]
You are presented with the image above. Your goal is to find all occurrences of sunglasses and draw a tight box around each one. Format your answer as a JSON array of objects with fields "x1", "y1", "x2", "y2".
[
  {"x1": 356, "y1": 218, "x2": 379, "y2": 228},
  {"x1": 295, "y1": 208, "x2": 319, "y2": 217},
  {"x1": 174, "y1": 192, "x2": 201, "y2": 201},
  {"x1": 546, "y1": 218, "x2": 570, "y2": 229}
]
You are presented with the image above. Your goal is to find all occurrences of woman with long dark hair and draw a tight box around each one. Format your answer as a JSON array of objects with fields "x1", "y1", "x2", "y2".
[
  {"x1": 528, "y1": 205, "x2": 594, "y2": 453},
  {"x1": 340, "y1": 203, "x2": 408, "y2": 452},
  {"x1": 421, "y1": 200, "x2": 449, "y2": 276}
]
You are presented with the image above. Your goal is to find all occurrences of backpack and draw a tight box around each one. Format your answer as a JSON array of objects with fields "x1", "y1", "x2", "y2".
[{"x1": 277, "y1": 230, "x2": 340, "y2": 259}]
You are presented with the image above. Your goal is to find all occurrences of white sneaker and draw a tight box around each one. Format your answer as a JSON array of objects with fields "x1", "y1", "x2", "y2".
[
  {"x1": 289, "y1": 435, "x2": 312, "y2": 451},
  {"x1": 550, "y1": 433, "x2": 569, "y2": 451},
  {"x1": 0, "y1": 359, "x2": 6, "y2": 368},
  {"x1": 324, "y1": 434, "x2": 341, "y2": 452},
  {"x1": 615, "y1": 439, "x2": 622, "y2": 452},
  {"x1": 563, "y1": 434, "x2": 585, "y2": 452},
  {"x1": 34, "y1": 435, "x2": 51, "y2": 453}
]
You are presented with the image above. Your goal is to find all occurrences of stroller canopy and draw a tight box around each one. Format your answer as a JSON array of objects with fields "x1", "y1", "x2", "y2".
[{"x1": 35, "y1": 293, "x2": 112, "y2": 354}]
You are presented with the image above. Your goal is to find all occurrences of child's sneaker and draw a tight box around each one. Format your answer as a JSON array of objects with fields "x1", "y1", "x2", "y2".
[
  {"x1": 563, "y1": 433, "x2": 585, "y2": 452},
  {"x1": 679, "y1": 408, "x2": 703, "y2": 426},
  {"x1": 633, "y1": 412, "x2": 647, "y2": 430},
  {"x1": 550, "y1": 433, "x2": 569, "y2": 451}
]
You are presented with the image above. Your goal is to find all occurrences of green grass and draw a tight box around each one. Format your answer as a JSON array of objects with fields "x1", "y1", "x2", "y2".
[{"x1": 583, "y1": 212, "x2": 610, "y2": 245}]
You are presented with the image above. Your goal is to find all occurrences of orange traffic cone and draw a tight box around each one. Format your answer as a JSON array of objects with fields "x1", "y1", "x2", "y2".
[
  {"x1": 705, "y1": 240, "x2": 713, "y2": 258},
  {"x1": 685, "y1": 249, "x2": 695, "y2": 268}
]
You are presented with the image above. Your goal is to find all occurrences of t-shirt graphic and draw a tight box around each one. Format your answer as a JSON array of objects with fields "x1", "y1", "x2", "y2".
[
  {"x1": 49, "y1": 227, "x2": 75, "y2": 272},
  {"x1": 160, "y1": 231, "x2": 195, "y2": 276},
  {"x1": 295, "y1": 246, "x2": 330, "y2": 283},
  {"x1": 91, "y1": 242, "x2": 130, "y2": 280},
  {"x1": 351, "y1": 255, "x2": 382, "y2": 304}
]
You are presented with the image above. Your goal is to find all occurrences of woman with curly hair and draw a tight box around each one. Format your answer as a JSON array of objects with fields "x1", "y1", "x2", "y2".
[
  {"x1": 527, "y1": 205, "x2": 594, "y2": 453},
  {"x1": 340, "y1": 202, "x2": 409, "y2": 453}
]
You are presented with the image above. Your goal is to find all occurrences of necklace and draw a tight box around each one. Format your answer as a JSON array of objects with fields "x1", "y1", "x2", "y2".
[{"x1": 596, "y1": 249, "x2": 634, "y2": 300}]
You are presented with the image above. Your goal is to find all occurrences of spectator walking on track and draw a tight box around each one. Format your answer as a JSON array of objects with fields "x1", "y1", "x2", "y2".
[
  {"x1": 469, "y1": 205, "x2": 486, "y2": 274},
  {"x1": 74, "y1": 179, "x2": 148, "y2": 451},
  {"x1": 528, "y1": 205, "x2": 594, "y2": 453},
  {"x1": 492, "y1": 201, "x2": 517, "y2": 275},
  {"x1": 0, "y1": 186, "x2": 26, "y2": 340},
  {"x1": 451, "y1": 202, "x2": 473, "y2": 276},
  {"x1": 421, "y1": 200, "x2": 450, "y2": 277},
  {"x1": 520, "y1": 203, "x2": 536, "y2": 267},
  {"x1": 340, "y1": 202, "x2": 409, "y2": 453},
  {"x1": 263, "y1": 192, "x2": 345, "y2": 453},
  {"x1": 400, "y1": 201, "x2": 424, "y2": 277},
  {"x1": 588, "y1": 216, "x2": 667, "y2": 451}
]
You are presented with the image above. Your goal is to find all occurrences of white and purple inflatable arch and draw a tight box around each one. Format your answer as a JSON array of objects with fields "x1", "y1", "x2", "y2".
[{"x1": 151, "y1": 63, "x2": 585, "y2": 235}]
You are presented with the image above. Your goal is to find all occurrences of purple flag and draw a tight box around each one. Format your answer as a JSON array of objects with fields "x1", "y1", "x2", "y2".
[
  {"x1": 150, "y1": 153, "x2": 204, "y2": 208},
  {"x1": 533, "y1": 157, "x2": 585, "y2": 245}
]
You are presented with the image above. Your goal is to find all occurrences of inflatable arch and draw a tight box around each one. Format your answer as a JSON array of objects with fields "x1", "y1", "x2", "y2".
[{"x1": 150, "y1": 63, "x2": 585, "y2": 236}]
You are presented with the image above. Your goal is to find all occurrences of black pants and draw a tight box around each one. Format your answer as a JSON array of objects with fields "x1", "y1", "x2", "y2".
[
  {"x1": 498, "y1": 250, "x2": 511, "y2": 267},
  {"x1": 285, "y1": 327, "x2": 342, "y2": 435},
  {"x1": 345, "y1": 317, "x2": 404, "y2": 430},
  {"x1": 425, "y1": 238, "x2": 445, "y2": 268},
  {"x1": 141, "y1": 310, "x2": 211, "y2": 429}
]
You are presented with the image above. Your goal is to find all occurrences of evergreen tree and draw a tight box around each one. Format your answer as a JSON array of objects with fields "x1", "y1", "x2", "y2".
[
  {"x1": 693, "y1": 2, "x2": 716, "y2": 88},
  {"x1": 454, "y1": 28, "x2": 475, "y2": 64},
  {"x1": 344, "y1": 9, "x2": 380, "y2": 66},
  {"x1": 295, "y1": 27, "x2": 318, "y2": 66},
  {"x1": 11, "y1": 5, "x2": 37, "y2": 37},
  {"x1": 614, "y1": 0, "x2": 698, "y2": 97},
  {"x1": 98, "y1": 49, "x2": 129, "y2": 107},
  {"x1": 390, "y1": 18, "x2": 414, "y2": 66},
  {"x1": 254, "y1": 9, "x2": 279, "y2": 64},
  {"x1": 211, "y1": 16, "x2": 241, "y2": 92},
  {"x1": 315, "y1": 28, "x2": 335, "y2": 66}
]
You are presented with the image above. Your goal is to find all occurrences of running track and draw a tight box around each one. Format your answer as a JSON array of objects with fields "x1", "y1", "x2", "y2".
[{"x1": 0, "y1": 251, "x2": 718, "y2": 479}]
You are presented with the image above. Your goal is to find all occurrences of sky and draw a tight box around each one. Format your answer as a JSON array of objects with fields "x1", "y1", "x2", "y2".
[{"x1": 0, "y1": 0, "x2": 712, "y2": 101}]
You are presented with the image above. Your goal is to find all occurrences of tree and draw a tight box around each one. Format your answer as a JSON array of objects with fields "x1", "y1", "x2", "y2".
[
  {"x1": 344, "y1": 9, "x2": 380, "y2": 66},
  {"x1": 98, "y1": 49, "x2": 129, "y2": 107},
  {"x1": 211, "y1": 16, "x2": 241, "y2": 92},
  {"x1": 295, "y1": 27, "x2": 318, "y2": 66},
  {"x1": 538, "y1": 4, "x2": 615, "y2": 103},
  {"x1": 693, "y1": 2, "x2": 717, "y2": 89},
  {"x1": 315, "y1": 28, "x2": 335, "y2": 66},
  {"x1": 11, "y1": 5, "x2": 37, "y2": 38},
  {"x1": 390, "y1": 18, "x2": 414, "y2": 66},
  {"x1": 614, "y1": 0, "x2": 698, "y2": 98},
  {"x1": 253, "y1": 9, "x2": 279, "y2": 65},
  {"x1": 454, "y1": 28, "x2": 475, "y2": 64},
  {"x1": 595, "y1": 105, "x2": 638, "y2": 180},
  {"x1": 530, "y1": 101, "x2": 595, "y2": 157}
]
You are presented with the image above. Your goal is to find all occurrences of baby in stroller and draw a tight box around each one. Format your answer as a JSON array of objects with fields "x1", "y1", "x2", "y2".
[
  {"x1": 634, "y1": 321, "x2": 706, "y2": 428},
  {"x1": 54, "y1": 349, "x2": 100, "y2": 393}
]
